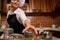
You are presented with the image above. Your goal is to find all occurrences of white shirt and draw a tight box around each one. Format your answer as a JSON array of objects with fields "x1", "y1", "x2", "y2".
[
  {"x1": 7, "y1": 8, "x2": 30, "y2": 26},
  {"x1": 19, "y1": 0, "x2": 25, "y2": 7}
]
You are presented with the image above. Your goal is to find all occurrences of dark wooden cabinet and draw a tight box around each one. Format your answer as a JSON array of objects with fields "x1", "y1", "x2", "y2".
[
  {"x1": 0, "y1": 14, "x2": 1, "y2": 26},
  {"x1": 0, "y1": 0, "x2": 7, "y2": 13},
  {"x1": 0, "y1": 0, "x2": 3, "y2": 12},
  {"x1": 29, "y1": 0, "x2": 57, "y2": 12},
  {"x1": 1, "y1": 0, "x2": 60, "y2": 13}
]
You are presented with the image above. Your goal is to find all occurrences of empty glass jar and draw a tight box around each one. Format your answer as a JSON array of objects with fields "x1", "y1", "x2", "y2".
[
  {"x1": 39, "y1": 30, "x2": 52, "y2": 40},
  {"x1": 24, "y1": 31, "x2": 38, "y2": 40},
  {"x1": 8, "y1": 33, "x2": 25, "y2": 40},
  {"x1": 3, "y1": 28, "x2": 14, "y2": 40}
]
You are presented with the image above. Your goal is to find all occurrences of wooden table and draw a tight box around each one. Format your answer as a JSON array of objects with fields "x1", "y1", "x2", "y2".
[{"x1": 37, "y1": 27, "x2": 60, "y2": 38}]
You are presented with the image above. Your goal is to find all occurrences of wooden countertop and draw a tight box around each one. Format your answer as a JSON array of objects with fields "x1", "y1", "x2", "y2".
[{"x1": 36, "y1": 27, "x2": 60, "y2": 33}]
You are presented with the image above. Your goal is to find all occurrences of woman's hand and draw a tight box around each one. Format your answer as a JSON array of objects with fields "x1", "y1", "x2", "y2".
[{"x1": 22, "y1": 25, "x2": 38, "y2": 35}]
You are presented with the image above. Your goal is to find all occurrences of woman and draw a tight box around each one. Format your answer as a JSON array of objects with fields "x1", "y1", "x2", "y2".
[{"x1": 7, "y1": 0, "x2": 38, "y2": 35}]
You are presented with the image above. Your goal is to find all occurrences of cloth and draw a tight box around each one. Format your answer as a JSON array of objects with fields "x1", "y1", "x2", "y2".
[
  {"x1": 7, "y1": 14, "x2": 25, "y2": 33},
  {"x1": 7, "y1": 8, "x2": 30, "y2": 26},
  {"x1": 19, "y1": 0, "x2": 25, "y2": 7}
]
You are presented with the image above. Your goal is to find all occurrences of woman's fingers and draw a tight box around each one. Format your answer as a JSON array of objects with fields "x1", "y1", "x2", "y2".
[
  {"x1": 30, "y1": 26, "x2": 38, "y2": 35},
  {"x1": 22, "y1": 26, "x2": 38, "y2": 35},
  {"x1": 22, "y1": 26, "x2": 29, "y2": 33}
]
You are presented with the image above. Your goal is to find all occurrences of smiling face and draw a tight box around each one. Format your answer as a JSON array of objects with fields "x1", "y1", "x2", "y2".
[{"x1": 11, "y1": 0, "x2": 19, "y2": 8}]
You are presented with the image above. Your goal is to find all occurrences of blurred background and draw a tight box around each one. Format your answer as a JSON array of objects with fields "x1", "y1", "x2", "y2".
[
  {"x1": 0, "y1": 0, "x2": 60, "y2": 40},
  {"x1": 0, "y1": 0, "x2": 60, "y2": 27}
]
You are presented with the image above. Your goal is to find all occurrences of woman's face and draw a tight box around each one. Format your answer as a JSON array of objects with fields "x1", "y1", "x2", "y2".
[{"x1": 11, "y1": 0, "x2": 19, "y2": 8}]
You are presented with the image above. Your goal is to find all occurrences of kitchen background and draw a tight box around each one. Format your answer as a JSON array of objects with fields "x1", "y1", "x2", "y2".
[{"x1": 0, "y1": 0, "x2": 60, "y2": 27}]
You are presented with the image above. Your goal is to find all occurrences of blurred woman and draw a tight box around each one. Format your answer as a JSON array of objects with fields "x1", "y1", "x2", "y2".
[{"x1": 7, "y1": 0, "x2": 38, "y2": 35}]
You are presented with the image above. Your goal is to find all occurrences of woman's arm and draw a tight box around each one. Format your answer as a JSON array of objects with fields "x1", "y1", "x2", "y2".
[
  {"x1": 18, "y1": 9, "x2": 38, "y2": 35},
  {"x1": 22, "y1": 19, "x2": 38, "y2": 35}
]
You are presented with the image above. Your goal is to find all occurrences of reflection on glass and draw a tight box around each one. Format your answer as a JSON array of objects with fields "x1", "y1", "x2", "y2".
[{"x1": 8, "y1": 33, "x2": 25, "y2": 40}]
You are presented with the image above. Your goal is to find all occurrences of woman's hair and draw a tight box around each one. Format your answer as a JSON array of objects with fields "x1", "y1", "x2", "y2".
[{"x1": 11, "y1": 0, "x2": 19, "y2": 2}]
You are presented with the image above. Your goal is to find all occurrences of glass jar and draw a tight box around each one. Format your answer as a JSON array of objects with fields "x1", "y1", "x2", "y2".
[
  {"x1": 5, "y1": 28, "x2": 14, "y2": 35},
  {"x1": 3, "y1": 28, "x2": 14, "y2": 40},
  {"x1": 24, "y1": 31, "x2": 38, "y2": 40},
  {"x1": 39, "y1": 30, "x2": 52, "y2": 40},
  {"x1": 8, "y1": 33, "x2": 25, "y2": 40}
]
